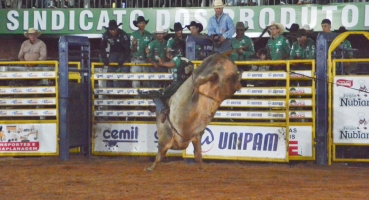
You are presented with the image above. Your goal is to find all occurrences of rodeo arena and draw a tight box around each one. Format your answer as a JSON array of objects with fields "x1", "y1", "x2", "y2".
[{"x1": 1, "y1": 0, "x2": 369, "y2": 198}]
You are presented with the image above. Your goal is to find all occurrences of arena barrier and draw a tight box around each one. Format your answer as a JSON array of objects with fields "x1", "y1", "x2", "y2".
[
  {"x1": 0, "y1": 61, "x2": 81, "y2": 156},
  {"x1": 91, "y1": 59, "x2": 316, "y2": 162},
  {"x1": 328, "y1": 32, "x2": 369, "y2": 164}
]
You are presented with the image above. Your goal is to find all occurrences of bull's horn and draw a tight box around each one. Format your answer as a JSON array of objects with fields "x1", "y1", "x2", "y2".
[{"x1": 195, "y1": 72, "x2": 219, "y2": 87}]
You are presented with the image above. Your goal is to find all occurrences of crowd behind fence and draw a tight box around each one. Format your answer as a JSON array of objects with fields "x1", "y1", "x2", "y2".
[{"x1": 1, "y1": 0, "x2": 367, "y2": 9}]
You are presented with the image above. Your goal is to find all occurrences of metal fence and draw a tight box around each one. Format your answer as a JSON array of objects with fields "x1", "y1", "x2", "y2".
[{"x1": 1, "y1": 0, "x2": 367, "y2": 9}]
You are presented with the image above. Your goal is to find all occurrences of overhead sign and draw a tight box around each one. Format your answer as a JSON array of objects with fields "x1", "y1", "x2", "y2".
[{"x1": 1, "y1": 4, "x2": 368, "y2": 36}]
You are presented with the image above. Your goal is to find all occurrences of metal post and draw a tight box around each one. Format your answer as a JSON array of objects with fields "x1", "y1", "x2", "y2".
[{"x1": 58, "y1": 36, "x2": 70, "y2": 161}]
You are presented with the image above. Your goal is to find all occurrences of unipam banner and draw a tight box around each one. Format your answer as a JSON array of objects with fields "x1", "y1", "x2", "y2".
[
  {"x1": 1, "y1": 3, "x2": 369, "y2": 36},
  {"x1": 333, "y1": 76, "x2": 369, "y2": 144}
]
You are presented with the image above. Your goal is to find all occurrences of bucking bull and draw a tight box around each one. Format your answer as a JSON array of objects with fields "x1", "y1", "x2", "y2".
[{"x1": 144, "y1": 53, "x2": 242, "y2": 171}]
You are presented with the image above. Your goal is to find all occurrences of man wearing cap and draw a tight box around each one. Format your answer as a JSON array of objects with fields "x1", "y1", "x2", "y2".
[
  {"x1": 185, "y1": 21, "x2": 207, "y2": 60},
  {"x1": 99, "y1": 20, "x2": 131, "y2": 88},
  {"x1": 285, "y1": 23, "x2": 299, "y2": 45},
  {"x1": 230, "y1": 22, "x2": 255, "y2": 62},
  {"x1": 167, "y1": 22, "x2": 186, "y2": 57},
  {"x1": 147, "y1": 27, "x2": 168, "y2": 88},
  {"x1": 130, "y1": 16, "x2": 152, "y2": 88},
  {"x1": 18, "y1": 28, "x2": 47, "y2": 63},
  {"x1": 266, "y1": 22, "x2": 290, "y2": 61},
  {"x1": 290, "y1": 29, "x2": 315, "y2": 60},
  {"x1": 207, "y1": 0, "x2": 235, "y2": 53},
  {"x1": 290, "y1": 29, "x2": 315, "y2": 86}
]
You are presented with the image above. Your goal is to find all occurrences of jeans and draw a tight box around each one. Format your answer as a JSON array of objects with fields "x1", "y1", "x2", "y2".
[
  {"x1": 130, "y1": 58, "x2": 150, "y2": 88},
  {"x1": 153, "y1": 97, "x2": 166, "y2": 113}
]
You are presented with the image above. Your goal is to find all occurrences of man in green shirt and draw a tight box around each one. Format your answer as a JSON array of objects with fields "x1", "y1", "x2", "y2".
[
  {"x1": 334, "y1": 26, "x2": 355, "y2": 74},
  {"x1": 266, "y1": 22, "x2": 291, "y2": 61},
  {"x1": 229, "y1": 22, "x2": 255, "y2": 62},
  {"x1": 167, "y1": 22, "x2": 186, "y2": 57},
  {"x1": 130, "y1": 16, "x2": 152, "y2": 88},
  {"x1": 290, "y1": 29, "x2": 315, "y2": 60},
  {"x1": 290, "y1": 29, "x2": 315, "y2": 86},
  {"x1": 147, "y1": 27, "x2": 168, "y2": 88}
]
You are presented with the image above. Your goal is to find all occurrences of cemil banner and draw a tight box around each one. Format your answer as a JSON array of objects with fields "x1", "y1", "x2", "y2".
[{"x1": 1, "y1": 3, "x2": 368, "y2": 36}]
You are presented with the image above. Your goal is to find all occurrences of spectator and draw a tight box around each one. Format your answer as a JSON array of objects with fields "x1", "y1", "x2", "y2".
[
  {"x1": 289, "y1": 29, "x2": 315, "y2": 86},
  {"x1": 266, "y1": 22, "x2": 290, "y2": 61},
  {"x1": 301, "y1": 24, "x2": 314, "y2": 39},
  {"x1": 321, "y1": 19, "x2": 331, "y2": 33},
  {"x1": 167, "y1": 22, "x2": 186, "y2": 57},
  {"x1": 18, "y1": 28, "x2": 47, "y2": 63},
  {"x1": 333, "y1": 26, "x2": 355, "y2": 74},
  {"x1": 285, "y1": 23, "x2": 299, "y2": 45},
  {"x1": 147, "y1": 27, "x2": 168, "y2": 88},
  {"x1": 207, "y1": 0, "x2": 235, "y2": 53},
  {"x1": 130, "y1": 16, "x2": 152, "y2": 88},
  {"x1": 248, "y1": 48, "x2": 270, "y2": 87},
  {"x1": 99, "y1": 19, "x2": 131, "y2": 88},
  {"x1": 185, "y1": 21, "x2": 209, "y2": 60},
  {"x1": 229, "y1": 22, "x2": 255, "y2": 62}
]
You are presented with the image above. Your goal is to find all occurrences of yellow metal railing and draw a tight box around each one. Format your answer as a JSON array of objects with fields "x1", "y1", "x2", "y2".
[{"x1": 328, "y1": 32, "x2": 369, "y2": 164}]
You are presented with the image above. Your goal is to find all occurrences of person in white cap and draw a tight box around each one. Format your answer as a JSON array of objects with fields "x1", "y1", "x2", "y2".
[
  {"x1": 301, "y1": 24, "x2": 314, "y2": 37},
  {"x1": 147, "y1": 27, "x2": 168, "y2": 88},
  {"x1": 207, "y1": 0, "x2": 235, "y2": 53},
  {"x1": 18, "y1": 28, "x2": 47, "y2": 63}
]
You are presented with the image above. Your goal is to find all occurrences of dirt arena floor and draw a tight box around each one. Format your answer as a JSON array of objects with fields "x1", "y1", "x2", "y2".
[{"x1": 1, "y1": 155, "x2": 369, "y2": 199}]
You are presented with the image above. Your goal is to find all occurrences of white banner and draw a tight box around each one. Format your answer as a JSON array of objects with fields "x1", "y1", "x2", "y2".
[
  {"x1": 186, "y1": 125, "x2": 287, "y2": 160},
  {"x1": 288, "y1": 126, "x2": 313, "y2": 157},
  {"x1": 333, "y1": 76, "x2": 369, "y2": 144},
  {"x1": 93, "y1": 123, "x2": 181, "y2": 155},
  {"x1": 0, "y1": 124, "x2": 57, "y2": 154},
  {"x1": 0, "y1": 72, "x2": 56, "y2": 79}
]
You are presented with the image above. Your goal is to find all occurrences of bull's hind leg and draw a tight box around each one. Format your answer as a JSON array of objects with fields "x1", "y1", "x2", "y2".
[{"x1": 192, "y1": 134, "x2": 205, "y2": 171}]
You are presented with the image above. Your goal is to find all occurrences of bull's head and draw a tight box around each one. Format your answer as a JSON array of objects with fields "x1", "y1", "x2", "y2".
[{"x1": 193, "y1": 54, "x2": 242, "y2": 101}]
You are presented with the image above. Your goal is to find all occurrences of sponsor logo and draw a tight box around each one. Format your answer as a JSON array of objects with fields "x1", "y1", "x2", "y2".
[
  {"x1": 289, "y1": 100, "x2": 305, "y2": 106},
  {"x1": 117, "y1": 100, "x2": 124, "y2": 105},
  {"x1": 219, "y1": 132, "x2": 279, "y2": 151},
  {"x1": 117, "y1": 89, "x2": 124, "y2": 94},
  {"x1": 137, "y1": 111, "x2": 144, "y2": 116},
  {"x1": 340, "y1": 98, "x2": 369, "y2": 106},
  {"x1": 12, "y1": 111, "x2": 24, "y2": 115},
  {"x1": 107, "y1": 100, "x2": 114, "y2": 105},
  {"x1": 289, "y1": 88, "x2": 305, "y2": 94},
  {"x1": 27, "y1": 111, "x2": 39, "y2": 115},
  {"x1": 252, "y1": 73, "x2": 262, "y2": 77},
  {"x1": 137, "y1": 74, "x2": 144, "y2": 79},
  {"x1": 96, "y1": 89, "x2": 103, "y2": 93},
  {"x1": 0, "y1": 100, "x2": 6, "y2": 104},
  {"x1": 12, "y1": 73, "x2": 22, "y2": 77},
  {"x1": 102, "y1": 127, "x2": 139, "y2": 148},
  {"x1": 127, "y1": 89, "x2": 135, "y2": 94},
  {"x1": 96, "y1": 100, "x2": 103, "y2": 104},
  {"x1": 158, "y1": 74, "x2": 165, "y2": 79},
  {"x1": 106, "y1": 89, "x2": 113, "y2": 94},
  {"x1": 27, "y1": 100, "x2": 38, "y2": 104},
  {"x1": 127, "y1": 100, "x2": 134, "y2": 105},
  {"x1": 42, "y1": 88, "x2": 53, "y2": 93},
  {"x1": 0, "y1": 111, "x2": 7, "y2": 115},
  {"x1": 127, "y1": 74, "x2": 134, "y2": 79},
  {"x1": 96, "y1": 74, "x2": 103, "y2": 78},
  {"x1": 336, "y1": 79, "x2": 353, "y2": 88},
  {"x1": 148, "y1": 74, "x2": 155, "y2": 79},
  {"x1": 95, "y1": 111, "x2": 103, "y2": 116},
  {"x1": 12, "y1": 88, "x2": 22, "y2": 93},
  {"x1": 117, "y1": 74, "x2": 124, "y2": 78},
  {"x1": 0, "y1": 142, "x2": 40, "y2": 151},
  {"x1": 27, "y1": 73, "x2": 38, "y2": 78},
  {"x1": 106, "y1": 111, "x2": 113, "y2": 116},
  {"x1": 127, "y1": 111, "x2": 134, "y2": 116},
  {"x1": 289, "y1": 112, "x2": 306, "y2": 118},
  {"x1": 340, "y1": 130, "x2": 369, "y2": 140},
  {"x1": 42, "y1": 72, "x2": 54, "y2": 77},
  {"x1": 138, "y1": 100, "x2": 145, "y2": 105},
  {"x1": 0, "y1": 89, "x2": 6, "y2": 93},
  {"x1": 43, "y1": 111, "x2": 55, "y2": 115},
  {"x1": 117, "y1": 111, "x2": 124, "y2": 116},
  {"x1": 107, "y1": 74, "x2": 113, "y2": 79},
  {"x1": 11, "y1": 100, "x2": 22, "y2": 104}
]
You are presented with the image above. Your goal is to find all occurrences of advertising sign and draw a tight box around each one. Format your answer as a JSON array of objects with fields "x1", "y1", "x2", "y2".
[
  {"x1": 185, "y1": 125, "x2": 287, "y2": 160},
  {"x1": 1, "y1": 4, "x2": 368, "y2": 35},
  {"x1": 288, "y1": 126, "x2": 313, "y2": 157},
  {"x1": 333, "y1": 77, "x2": 369, "y2": 144},
  {"x1": 0, "y1": 124, "x2": 57, "y2": 154}
]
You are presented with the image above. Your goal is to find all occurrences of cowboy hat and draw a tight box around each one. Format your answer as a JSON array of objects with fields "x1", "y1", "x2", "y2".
[
  {"x1": 185, "y1": 21, "x2": 203, "y2": 33},
  {"x1": 24, "y1": 28, "x2": 41, "y2": 38},
  {"x1": 296, "y1": 29, "x2": 307, "y2": 38},
  {"x1": 302, "y1": 24, "x2": 314, "y2": 32},
  {"x1": 104, "y1": 20, "x2": 122, "y2": 30},
  {"x1": 334, "y1": 26, "x2": 348, "y2": 33},
  {"x1": 213, "y1": 0, "x2": 225, "y2": 8},
  {"x1": 268, "y1": 22, "x2": 284, "y2": 34},
  {"x1": 235, "y1": 22, "x2": 249, "y2": 31},
  {"x1": 170, "y1": 22, "x2": 184, "y2": 32},
  {"x1": 133, "y1": 16, "x2": 149, "y2": 27},
  {"x1": 154, "y1": 26, "x2": 167, "y2": 34},
  {"x1": 286, "y1": 23, "x2": 299, "y2": 32}
]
